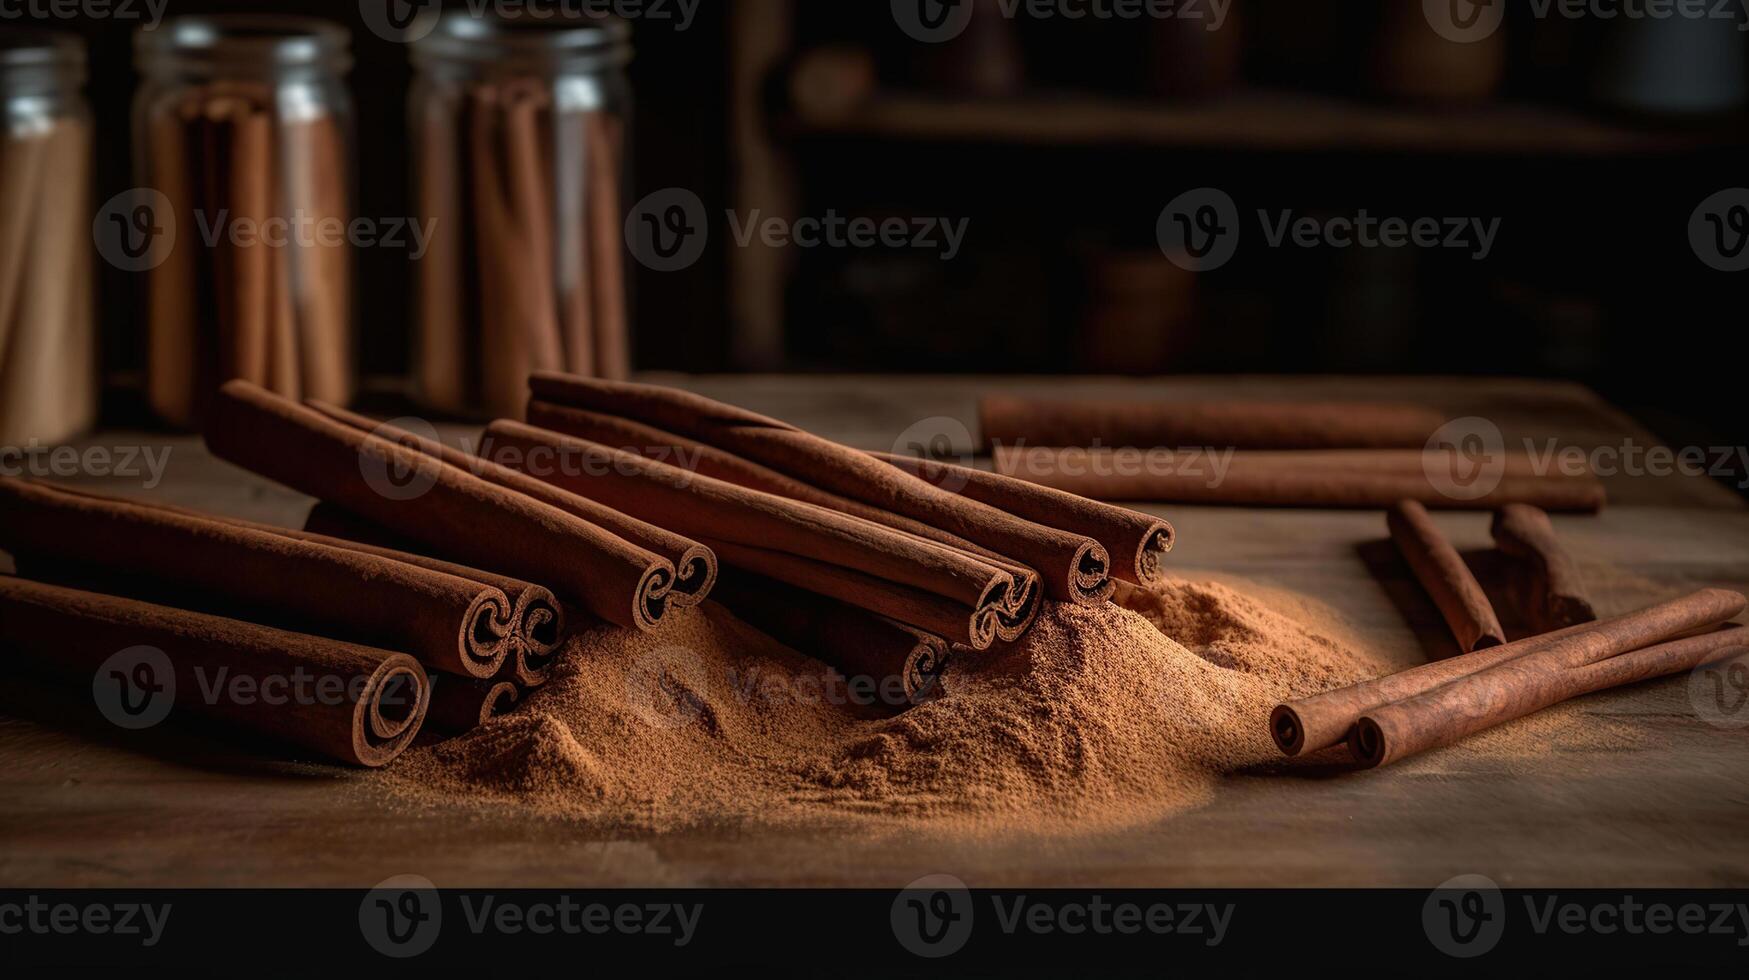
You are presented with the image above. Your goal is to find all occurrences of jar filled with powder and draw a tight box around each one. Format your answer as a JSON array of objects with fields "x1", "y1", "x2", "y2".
[
  {"x1": 410, "y1": 12, "x2": 633, "y2": 420},
  {"x1": 0, "y1": 31, "x2": 96, "y2": 448},
  {"x1": 134, "y1": 15, "x2": 355, "y2": 429}
]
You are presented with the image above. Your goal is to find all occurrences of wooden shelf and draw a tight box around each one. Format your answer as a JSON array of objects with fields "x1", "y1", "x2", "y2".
[{"x1": 788, "y1": 89, "x2": 1740, "y2": 156}]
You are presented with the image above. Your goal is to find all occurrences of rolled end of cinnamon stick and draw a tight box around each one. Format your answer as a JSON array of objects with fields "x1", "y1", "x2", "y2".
[
  {"x1": 1270, "y1": 703, "x2": 1308, "y2": 756},
  {"x1": 667, "y1": 544, "x2": 720, "y2": 610},
  {"x1": 1350, "y1": 715, "x2": 1390, "y2": 769},
  {"x1": 904, "y1": 633, "x2": 953, "y2": 704},
  {"x1": 355, "y1": 656, "x2": 432, "y2": 767},
  {"x1": 459, "y1": 588, "x2": 518, "y2": 679},
  {"x1": 1068, "y1": 539, "x2": 1117, "y2": 605},
  {"x1": 508, "y1": 585, "x2": 565, "y2": 688}
]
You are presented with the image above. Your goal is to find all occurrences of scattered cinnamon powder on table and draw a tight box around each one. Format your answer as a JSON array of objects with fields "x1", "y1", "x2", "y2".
[
  {"x1": 383, "y1": 570, "x2": 1671, "y2": 832},
  {"x1": 383, "y1": 577, "x2": 1392, "y2": 833}
]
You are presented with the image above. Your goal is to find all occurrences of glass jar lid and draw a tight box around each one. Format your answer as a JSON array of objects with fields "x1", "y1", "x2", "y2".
[
  {"x1": 0, "y1": 29, "x2": 86, "y2": 84},
  {"x1": 412, "y1": 11, "x2": 632, "y2": 71},
  {"x1": 136, "y1": 15, "x2": 352, "y2": 76}
]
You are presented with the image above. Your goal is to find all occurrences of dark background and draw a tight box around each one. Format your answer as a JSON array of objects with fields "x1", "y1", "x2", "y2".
[{"x1": 18, "y1": 0, "x2": 1749, "y2": 457}]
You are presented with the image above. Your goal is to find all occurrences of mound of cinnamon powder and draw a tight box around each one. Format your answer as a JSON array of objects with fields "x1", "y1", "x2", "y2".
[{"x1": 384, "y1": 577, "x2": 1393, "y2": 832}]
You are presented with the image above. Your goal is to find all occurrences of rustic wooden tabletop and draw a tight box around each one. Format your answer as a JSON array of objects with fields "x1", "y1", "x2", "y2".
[{"x1": 2, "y1": 376, "x2": 1745, "y2": 887}]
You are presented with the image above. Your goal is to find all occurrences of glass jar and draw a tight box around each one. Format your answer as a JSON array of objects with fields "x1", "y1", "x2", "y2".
[
  {"x1": 410, "y1": 12, "x2": 633, "y2": 420},
  {"x1": 134, "y1": 15, "x2": 355, "y2": 429},
  {"x1": 0, "y1": 31, "x2": 95, "y2": 447}
]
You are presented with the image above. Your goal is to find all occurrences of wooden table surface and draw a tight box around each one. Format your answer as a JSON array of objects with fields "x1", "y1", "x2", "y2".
[{"x1": 2, "y1": 375, "x2": 1746, "y2": 888}]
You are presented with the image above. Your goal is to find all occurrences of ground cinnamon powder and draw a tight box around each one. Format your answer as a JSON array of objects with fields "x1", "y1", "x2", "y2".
[
  {"x1": 383, "y1": 577, "x2": 1393, "y2": 831},
  {"x1": 384, "y1": 566, "x2": 1668, "y2": 831}
]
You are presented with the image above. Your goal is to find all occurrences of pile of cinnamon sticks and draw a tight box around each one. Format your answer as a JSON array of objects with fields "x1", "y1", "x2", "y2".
[
  {"x1": 144, "y1": 84, "x2": 351, "y2": 429},
  {"x1": 982, "y1": 395, "x2": 1607, "y2": 511},
  {"x1": 413, "y1": 78, "x2": 629, "y2": 420},
  {"x1": 1273, "y1": 501, "x2": 1745, "y2": 767},
  {"x1": 196, "y1": 376, "x2": 1174, "y2": 705},
  {"x1": 0, "y1": 112, "x2": 96, "y2": 447},
  {"x1": 0, "y1": 476, "x2": 567, "y2": 766}
]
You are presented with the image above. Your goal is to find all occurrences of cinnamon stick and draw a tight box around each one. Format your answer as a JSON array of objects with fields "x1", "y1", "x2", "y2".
[
  {"x1": 526, "y1": 374, "x2": 1115, "y2": 604},
  {"x1": 202, "y1": 380, "x2": 689, "y2": 632},
  {"x1": 208, "y1": 97, "x2": 272, "y2": 388},
  {"x1": 1387, "y1": 499, "x2": 1505, "y2": 653},
  {"x1": 523, "y1": 397, "x2": 1043, "y2": 607},
  {"x1": 550, "y1": 105, "x2": 596, "y2": 377},
  {"x1": 1353, "y1": 626, "x2": 1747, "y2": 768},
  {"x1": 146, "y1": 100, "x2": 201, "y2": 428},
  {"x1": 0, "y1": 129, "x2": 48, "y2": 376},
  {"x1": 979, "y1": 396, "x2": 1449, "y2": 451},
  {"x1": 1271, "y1": 588, "x2": 1747, "y2": 756},
  {"x1": 427, "y1": 677, "x2": 520, "y2": 734},
  {"x1": 873, "y1": 451, "x2": 1177, "y2": 589},
  {"x1": 1491, "y1": 504, "x2": 1597, "y2": 633},
  {"x1": 284, "y1": 113, "x2": 353, "y2": 406},
  {"x1": 470, "y1": 85, "x2": 563, "y2": 419},
  {"x1": 0, "y1": 477, "x2": 532, "y2": 681},
  {"x1": 306, "y1": 400, "x2": 717, "y2": 612},
  {"x1": 711, "y1": 571, "x2": 952, "y2": 708},
  {"x1": 584, "y1": 112, "x2": 630, "y2": 380},
  {"x1": 0, "y1": 119, "x2": 96, "y2": 447},
  {"x1": 274, "y1": 506, "x2": 565, "y2": 687},
  {"x1": 412, "y1": 82, "x2": 469, "y2": 413},
  {"x1": 482, "y1": 419, "x2": 1037, "y2": 649},
  {"x1": 0, "y1": 576, "x2": 429, "y2": 767},
  {"x1": 994, "y1": 446, "x2": 1607, "y2": 512}
]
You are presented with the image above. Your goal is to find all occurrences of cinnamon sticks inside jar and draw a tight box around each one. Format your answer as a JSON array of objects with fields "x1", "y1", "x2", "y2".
[
  {"x1": 410, "y1": 13, "x2": 633, "y2": 419},
  {"x1": 0, "y1": 32, "x2": 96, "y2": 448},
  {"x1": 135, "y1": 17, "x2": 355, "y2": 429}
]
